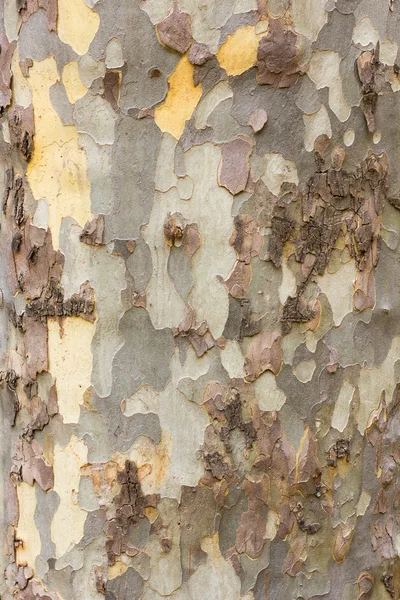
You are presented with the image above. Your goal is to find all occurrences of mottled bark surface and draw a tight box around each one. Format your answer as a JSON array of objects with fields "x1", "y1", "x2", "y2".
[{"x1": 1, "y1": 1, "x2": 400, "y2": 599}]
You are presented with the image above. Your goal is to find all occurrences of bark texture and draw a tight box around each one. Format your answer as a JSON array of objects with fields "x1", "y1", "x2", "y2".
[{"x1": 1, "y1": 1, "x2": 400, "y2": 599}]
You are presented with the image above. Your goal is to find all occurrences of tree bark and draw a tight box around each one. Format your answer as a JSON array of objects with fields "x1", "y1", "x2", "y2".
[{"x1": 1, "y1": 1, "x2": 400, "y2": 599}]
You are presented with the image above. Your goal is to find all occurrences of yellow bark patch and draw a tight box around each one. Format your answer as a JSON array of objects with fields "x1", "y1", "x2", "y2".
[
  {"x1": 217, "y1": 25, "x2": 260, "y2": 76},
  {"x1": 62, "y1": 61, "x2": 88, "y2": 104},
  {"x1": 47, "y1": 317, "x2": 94, "y2": 424},
  {"x1": 16, "y1": 483, "x2": 41, "y2": 568},
  {"x1": 51, "y1": 435, "x2": 88, "y2": 558},
  {"x1": 154, "y1": 56, "x2": 202, "y2": 140},
  {"x1": 26, "y1": 57, "x2": 92, "y2": 250},
  {"x1": 57, "y1": 0, "x2": 100, "y2": 55},
  {"x1": 109, "y1": 560, "x2": 128, "y2": 580}
]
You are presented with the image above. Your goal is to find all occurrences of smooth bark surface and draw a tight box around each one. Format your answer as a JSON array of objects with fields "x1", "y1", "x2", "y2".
[{"x1": 1, "y1": 1, "x2": 400, "y2": 599}]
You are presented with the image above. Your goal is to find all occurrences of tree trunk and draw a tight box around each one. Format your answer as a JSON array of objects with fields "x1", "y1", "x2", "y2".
[{"x1": 1, "y1": 1, "x2": 400, "y2": 598}]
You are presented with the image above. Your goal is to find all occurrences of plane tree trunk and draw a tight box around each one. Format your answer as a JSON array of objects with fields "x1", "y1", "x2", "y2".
[{"x1": 1, "y1": 1, "x2": 400, "y2": 598}]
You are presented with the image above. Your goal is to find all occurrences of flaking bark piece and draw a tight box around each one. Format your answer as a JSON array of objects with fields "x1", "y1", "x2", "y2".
[
  {"x1": 80, "y1": 214, "x2": 105, "y2": 246},
  {"x1": 13, "y1": 438, "x2": 53, "y2": 491},
  {"x1": 103, "y1": 70, "x2": 121, "y2": 112},
  {"x1": 17, "y1": 0, "x2": 58, "y2": 32},
  {"x1": 157, "y1": 11, "x2": 193, "y2": 54},
  {"x1": 357, "y1": 573, "x2": 374, "y2": 600},
  {"x1": 218, "y1": 136, "x2": 253, "y2": 195},
  {"x1": 256, "y1": 18, "x2": 301, "y2": 88},
  {"x1": 188, "y1": 43, "x2": 213, "y2": 66},
  {"x1": 0, "y1": 33, "x2": 14, "y2": 111},
  {"x1": 244, "y1": 329, "x2": 282, "y2": 382},
  {"x1": 8, "y1": 105, "x2": 34, "y2": 161},
  {"x1": 248, "y1": 109, "x2": 268, "y2": 133},
  {"x1": 356, "y1": 49, "x2": 385, "y2": 133},
  {"x1": 235, "y1": 510, "x2": 266, "y2": 559},
  {"x1": 105, "y1": 460, "x2": 148, "y2": 565},
  {"x1": 230, "y1": 214, "x2": 263, "y2": 264}
]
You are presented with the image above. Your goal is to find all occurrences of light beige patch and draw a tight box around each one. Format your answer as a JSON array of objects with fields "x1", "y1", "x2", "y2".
[
  {"x1": 291, "y1": 0, "x2": 327, "y2": 42},
  {"x1": 195, "y1": 80, "x2": 233, "y2": 130},
  {"x1": 343, "y1": 128, "x2": 355, "y2": 147},
  {"x1": 332, "y1": 380, "x2": 355, "y2": 432},
  {"x1": 47, "y1": 317, "x2": 95, "y2": 424},
  {"x1": 220, "y1": 340, "x2": 245, "y2": 378},
  {"x1": 380, "y1": 39, "x2": 398, "y2": 66},
  {"x1": 255, "y1": 370, "x2": 286, "y2": 411},
  {"x1": 317, "y1": 259, "x2": 356, "y2": 326},
  {"x1": 16, "y1": 483, "x2": 41, "y2": 568},
  {"x1": 122, "y1": 385, "x2": 159, "y2": 417},
  {"x1": 262, "y1": 153, "x2": 299, "y2": 197},
  {"x1": 278, "y1": 260, "x2": 297, "y2": 305},
  {"x1": 293, "y1": 360, "x2": 316, "y2": 383},
  {"x1": 26, "y1": 57, "x2": 92, "y2": 250},
  {"x1": 308, "y1": 51, "x2": 351, "y2": 123},
  {"x1": 303, "y1": 105, "x2": 332, "y2": 152},
  {"x1": 356, "y1": 490, "x2": 371, "y2": 516},
  {"x1": 357, "y1": 336, "x2": 400, "y2": 433},
  {"x1": 352, "y1": 17, "x2": 379, "y2": 47},
  {"x1": 51, "y1": 435, "x2": 88, "y2": 558}
]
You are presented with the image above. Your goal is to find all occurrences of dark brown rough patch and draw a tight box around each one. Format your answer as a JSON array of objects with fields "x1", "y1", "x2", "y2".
[
  {"x1": 256, "y1": 18, "x2": 302, "y2": 88},
  {"x1": 357, "y1": 48, "x2": 385, "y2": 133},
  {"x1": 157, "y1": 11, "x2": 193, "y2": 54}
]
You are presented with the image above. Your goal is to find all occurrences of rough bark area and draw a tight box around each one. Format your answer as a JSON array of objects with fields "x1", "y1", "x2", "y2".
[{"x1": 1, "y1": 1, "x2": 400, "y2": 599}]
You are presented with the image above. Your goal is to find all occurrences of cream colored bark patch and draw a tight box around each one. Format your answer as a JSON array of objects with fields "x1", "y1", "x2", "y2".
[
  {"x1": 58, "y1": 0, "x2": 100, "y2": 55},
  {"x1": 122, "y1": 385, "x2": 159, "y2": 417},
  {"x1": 16, "y1": 483, "x2": 41, "y2": 568},
  {"x1": 217, "y1": 26, "x2": 260, "y2": 76},
  {"x1": 255, "y1": 370, "x2": 286, "y2": 411},
  {"x1": 332, "y1": 380, "x2": 355, "y2": 432},
  {"x1": 234, "y1": 0, "x2": 257, "y2": 13},
  {"x1": 357, "y1": 337, "x2": 400, "y2": 434},
  {"x1": 291, "y1": 0, "x2": 327, "y2": 42},
  {"x1": 279, "y1": 260, "x2": 297, "y2": 305},
  {"x1": 262, "y1": 153, "x2": 299, "y2": 197},
  {"x1": 380, "y1": 39, "x2": 398, "y2": 66},
  {"x1": 308, "y1": 51, "x2": 351, "y2": 123},
  {"x1": 106, "y1": 37, "x2": 125, "y2": 69},
  {"x1": 356, "y1": 490, "x2": 371, "y2": 516},
  {"x1": 62, "y1": 61, "x2": 88, "y2": 104},
  {"x1": 47, "y1": 318, "x2": 94, "y2": 424},
  {"x1": 293, "y1": 360, "x2": 316, "y2": 383},
  {"x1": 317, "y1": 259, "x2": 356, "y2": 326},
  {"x1": 144, "y1": 142, "x2": 235, "y2": 338},
  {"x1": 195, "y1": 80, "x2": 233, "y2": 130},
  {"x1": 187, "y1": 534, "x2": 241, "y2": 600},
  {"x1": 352, "y1": 17, "x2": 379, "y2": 47},
  {"x1": 154, "y1": 56, "x2": 202, "y2": 140},
  {"x1": 303, "y1": 105, "x2": 332, "y2": 152},
  {"x1": 51, "y1": 436, "x2": 88, "y2": 558},
  {"x1": 221, "y1": 341, "x2": 245, "y2": 378},
  {"x1": 26, "y1": 57, "x2": 92, "y2": 250},
  {"x1": 343, "y1": 128, "x2": 355, "y2": 147}
]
